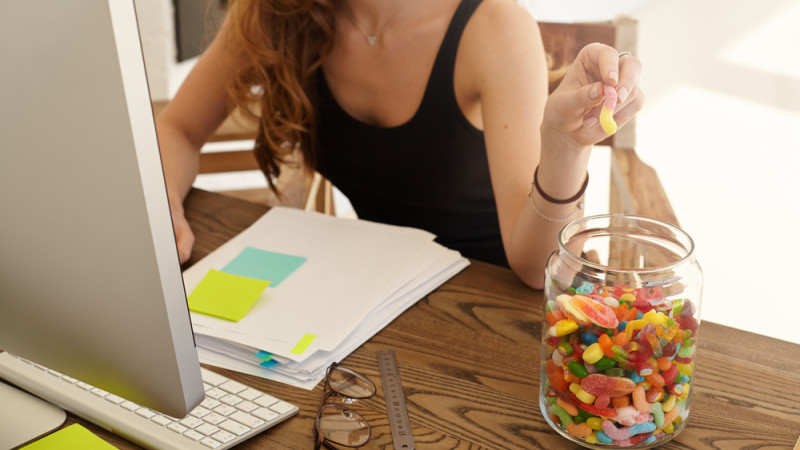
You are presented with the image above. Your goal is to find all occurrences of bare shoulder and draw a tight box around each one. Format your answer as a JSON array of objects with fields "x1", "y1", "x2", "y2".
[
  {"x1": 458, "y1": 0, "x2": 546, "y2": 90},
  {"x1": 464, "y1": 0, "x2": 541, "y2": 46}
]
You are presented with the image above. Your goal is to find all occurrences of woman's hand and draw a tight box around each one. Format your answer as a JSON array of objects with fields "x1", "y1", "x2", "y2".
[
  {"x1": 542, "y1": 43, "x2": 644, "y2": 149},
  {"x1": 169, "y1": 200, "x2": 195, "y2": 264}
]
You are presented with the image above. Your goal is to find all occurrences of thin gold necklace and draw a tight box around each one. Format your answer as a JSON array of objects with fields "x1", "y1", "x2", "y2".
[{"x1": 342, "y1": 1, "x2": 409, "y2": 46}]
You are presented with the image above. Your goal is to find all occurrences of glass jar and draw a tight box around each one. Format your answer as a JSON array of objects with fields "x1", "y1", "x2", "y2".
[{"x1": 540, "y1": 215, "x2": 702, "y2": 448}]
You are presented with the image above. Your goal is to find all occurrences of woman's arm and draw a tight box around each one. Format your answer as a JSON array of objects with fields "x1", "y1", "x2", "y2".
[
  {"x1": 461, "y1": 1, "x2": 643, "y2": 289},
  {"x1": 155, "y1": 23, "x2": 238, "y2": 262}
]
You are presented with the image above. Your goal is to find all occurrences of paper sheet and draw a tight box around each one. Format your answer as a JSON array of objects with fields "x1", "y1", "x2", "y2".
[{"x1": 185, "y1": 207, "x2": 469, "y2": 389}]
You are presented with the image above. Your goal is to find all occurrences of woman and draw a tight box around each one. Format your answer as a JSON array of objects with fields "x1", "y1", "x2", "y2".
[{"x1": 157, "y1": 0, "x2": 643, "y2": 289}]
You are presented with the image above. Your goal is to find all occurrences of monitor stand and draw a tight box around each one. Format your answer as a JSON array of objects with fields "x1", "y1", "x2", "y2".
[{"x1": 0, "y1": 380, "x2": 67, "y2": 449}]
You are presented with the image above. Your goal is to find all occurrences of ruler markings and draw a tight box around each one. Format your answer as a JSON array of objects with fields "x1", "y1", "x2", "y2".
[{"x1": 376, "y1": 349, "x2": 415, "y2": 450}]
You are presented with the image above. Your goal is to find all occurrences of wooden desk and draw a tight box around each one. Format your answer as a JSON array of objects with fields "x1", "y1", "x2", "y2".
[{"x1": 66, "y1": 190, "x2": 800, "y2": 448}]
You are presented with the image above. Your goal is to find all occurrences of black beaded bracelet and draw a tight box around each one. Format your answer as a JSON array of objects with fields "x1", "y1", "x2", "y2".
[{"x1": 532, "y1": 166, "x2": 589, "y2": 204}]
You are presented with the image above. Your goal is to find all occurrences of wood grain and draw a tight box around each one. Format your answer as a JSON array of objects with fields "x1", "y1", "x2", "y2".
[{"x1": 52, "y1": 190, "x2": 800, "y2": 448}]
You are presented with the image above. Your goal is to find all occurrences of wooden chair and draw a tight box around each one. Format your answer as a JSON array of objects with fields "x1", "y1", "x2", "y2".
[{"x1": 155, "y1": 15, "x2": 676, "y2": 227}]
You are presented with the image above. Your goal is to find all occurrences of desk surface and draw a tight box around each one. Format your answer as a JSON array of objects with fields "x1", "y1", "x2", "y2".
[{"x1": 68, "y1": 190, "x2": 800, "y2": 449}]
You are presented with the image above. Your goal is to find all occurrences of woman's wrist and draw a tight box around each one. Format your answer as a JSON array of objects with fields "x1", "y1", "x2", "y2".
[{"x1": 536, "y1": 127, "x2": 592, "y2": 201}]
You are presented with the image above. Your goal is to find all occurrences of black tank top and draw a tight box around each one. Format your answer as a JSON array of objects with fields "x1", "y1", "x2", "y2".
[{"x1": 315, "y1": 0, "x2": 507, "y2": 267}]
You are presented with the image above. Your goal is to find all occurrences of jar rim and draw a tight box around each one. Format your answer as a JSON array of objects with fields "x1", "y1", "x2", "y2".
[{"x1": 557, "y1": 214, "x2": 696, "y2": 274}]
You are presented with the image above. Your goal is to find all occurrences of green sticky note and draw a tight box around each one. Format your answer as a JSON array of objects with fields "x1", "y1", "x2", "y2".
[
  {"x1": 222, "y1": 247, "x2": 306, "y2": 287},
  {"x1": 188, "y1": 269, "x2": 270, "y2": 321},
  {"x1": 290, "y1": 333, "x2": 317, "y2": 355},
  {"x1": 22, "y1": 424, "x2": 117, "y2": 449}
]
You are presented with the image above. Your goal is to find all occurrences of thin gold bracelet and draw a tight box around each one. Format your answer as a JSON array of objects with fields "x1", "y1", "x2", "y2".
[{"x1": 528, "y1": 184, "x2": 585, "y2": 222}]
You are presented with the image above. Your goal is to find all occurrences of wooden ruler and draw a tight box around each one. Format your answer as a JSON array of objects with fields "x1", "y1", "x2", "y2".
[{"x1": 376, "y1": 350, "x2": 415, "y2": 450}]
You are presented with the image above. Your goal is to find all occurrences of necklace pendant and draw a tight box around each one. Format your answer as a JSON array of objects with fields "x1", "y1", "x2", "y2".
[{"x1": 366, "y1": 36, "x2": 378, "y2": 46}]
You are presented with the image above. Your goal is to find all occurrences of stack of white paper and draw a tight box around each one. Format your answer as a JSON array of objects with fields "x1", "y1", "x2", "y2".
[{"x1": 183, "y1": 207, "x2": 469, "y2": 390}]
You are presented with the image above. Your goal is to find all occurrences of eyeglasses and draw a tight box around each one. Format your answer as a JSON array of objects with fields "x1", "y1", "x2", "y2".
[{"x1": 314, "y1": 362, "x2": 377, "y2": 449}]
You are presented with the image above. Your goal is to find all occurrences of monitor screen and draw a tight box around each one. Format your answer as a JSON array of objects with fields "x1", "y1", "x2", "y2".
[{"x1": 0, "y1": 0, "x2": 204, "y2": 418}]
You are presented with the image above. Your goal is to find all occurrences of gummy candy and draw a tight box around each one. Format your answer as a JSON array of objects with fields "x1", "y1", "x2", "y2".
[
  {"x1": 580, "y1": 374, "x2": 637, "y2": 397},
  {"x1": 558, "y1": 294, "x2": 619, "y2": 329},
  {"x1": 599, "y1": 84, "x2": 618, "y2": 135}
]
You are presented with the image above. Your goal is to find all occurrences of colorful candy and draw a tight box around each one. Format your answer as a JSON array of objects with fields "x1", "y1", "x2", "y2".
[
  {"x1": 541, "y1": 287, "x2": 698, "y2": 447},
  {"x1": 557, "y1": 294, "x2": 619, "y2": 329}
]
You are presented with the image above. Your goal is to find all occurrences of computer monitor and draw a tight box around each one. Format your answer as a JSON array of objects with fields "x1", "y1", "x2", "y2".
[{"x1": 0, "y1": 0, "x2": 204, "y2": 434}]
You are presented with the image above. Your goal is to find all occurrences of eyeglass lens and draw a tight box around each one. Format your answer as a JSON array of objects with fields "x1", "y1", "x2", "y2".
[
  {"x1": 327, "y1": 366, "x2": 376, "y2": 399},
  {"x1": 317, "y1": 404, "x2": 371, "y2": 447},
  {"x1": 316, "y1": 365, "x2": 377, "y2": 447}
]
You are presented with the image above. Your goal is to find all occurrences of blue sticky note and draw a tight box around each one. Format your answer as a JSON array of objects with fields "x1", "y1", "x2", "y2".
[
  {"x1": 254, "y1": 350, "x2": 272, "y2": 360},
  {"x1": 222, "y1": 247, "x2": 306, "y2": 287},
  {"x1": 260, "y1": 359, "x2": 278, "y2": 368}
]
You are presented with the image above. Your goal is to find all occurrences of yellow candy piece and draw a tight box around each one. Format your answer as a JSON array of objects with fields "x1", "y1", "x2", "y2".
[
  {"x1": 582, "y1": 343, "x2": 604, "y2": 364},
  {"x1": 554, "y1": 319, "x2": 579, "y2": 337},
  {"x1": 586, "y1": 417, "x2": 603, "y2": 431},
  {"x1": 600, "y1": 105, "x2": 617, "y2": 135},
  {"x1": 575, "y1": 388, "x2": 596, "y2": 404}
]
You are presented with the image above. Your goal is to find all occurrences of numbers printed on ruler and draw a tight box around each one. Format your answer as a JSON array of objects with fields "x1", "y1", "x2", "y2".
[{"x1": 376, "y1": 350, "x2": 415, "y2": 450}]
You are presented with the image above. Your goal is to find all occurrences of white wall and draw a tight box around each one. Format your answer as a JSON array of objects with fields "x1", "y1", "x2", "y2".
[{"x1": 134, "y1": 0, "x2": 175, "y2": 101}]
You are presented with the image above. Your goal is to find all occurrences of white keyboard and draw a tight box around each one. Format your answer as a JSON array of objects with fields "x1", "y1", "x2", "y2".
[{"x1": 0, "y1": 352, "x2": 298, "y2": 449}]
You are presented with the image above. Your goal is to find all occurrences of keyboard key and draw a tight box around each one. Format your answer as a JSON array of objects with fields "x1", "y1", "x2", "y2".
[
  {"x1": 167, "y1": 422, "x2": 188, "y2": 434},
  {"x1": 200, "y1": 437, "x2": 222, "y2": 449},
  {"x1": 121, "y1": 401, "x2": 140, "y2": 412},
  {"x1": 205, "y1": 388, "x2": 226, "y2": 400},
  {"x1": 253, "y1": 394, "x2": 278, "y2": 408},
  {"x1": 195, "y1": 423, "x2": 220, "y2": 436},
  {"x1": 219, "y1": 380, "x2": 247, "y2": 394},
  {"x1": 105, "y1": 394, "x2": 125, "y2": 405},
  {"x1": 252, "y1": 407, "x2": 279, "y2": 422},
  {"x1": 190, "y1": 406, "x2": 211, "y2": 418},
  {"x1": 211, "y1": 429, "x2": 236, "y2": 443},
  {"x1": 76, "y1": 382, "x2": 93, "y2": 390},
  {"x1": 179, "y1": 416, "x2": 204, "y2": 429},
  {"x1": 269, "y1": 401, "x2": 296, "y2": 415},
  {"x1": 200, "y1": 398, "x2": 221, "y2": 410},
  {"x1": 203, "y1": 412, "x2": 226, "y2": 425},
  {"x1": 230, "y1": 411, "x2": 264, "y2": 429},
  {"x1": 219, "y1": 394, "x2": 242, "y2": 406},
  {"x1": 219, "y1": 419, "x2": 250, "y2": 437},
  {"x1": 201, "y1": 370, "x2": 228, "y2": 387},
  {"x1": 151, "y1": 415, "x2": 172, "y2": 426},
  {"x1": 238, "y1": 388, "x2": 263, "y2": 401},
  {"x1": 236, "y1": 400, "x2": 258, "y2": 413},
  {"x1": 135, "y1": 408, "x2": 156, "y2": 419},
  {"x1": 183, "y1": 429, "x2": 205, "y2": 441},
  {"x1": 213, "y1": 404, "x2": 237, "y2": 417},
  {"x1": 90, "y1": 388, "x2": 109, "y2": 398}
]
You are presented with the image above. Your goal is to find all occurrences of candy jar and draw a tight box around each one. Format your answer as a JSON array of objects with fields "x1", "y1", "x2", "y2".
[{"x1": 540, "y1": 214, "x2": 702, "y2": 448}]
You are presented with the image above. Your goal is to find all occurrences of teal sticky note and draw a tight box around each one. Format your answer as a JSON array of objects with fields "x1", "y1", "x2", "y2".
[
  {"x1": 254, "y1": 350, "x2": 271, "y2": 360},
  {"x1": 188, "y1": 269, "x2": 270, "y2": 321},
  {"x1": 222, "y1": 247, "x2": 306, "y2": 287},
  {"x1": 260, "y1": 359, "x2": 278, "y2": 368}
]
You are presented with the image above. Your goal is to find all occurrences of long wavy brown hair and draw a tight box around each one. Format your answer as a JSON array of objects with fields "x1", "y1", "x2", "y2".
[{"x1": 220, "y1": 0, "x2": 336, "y2": 195}]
